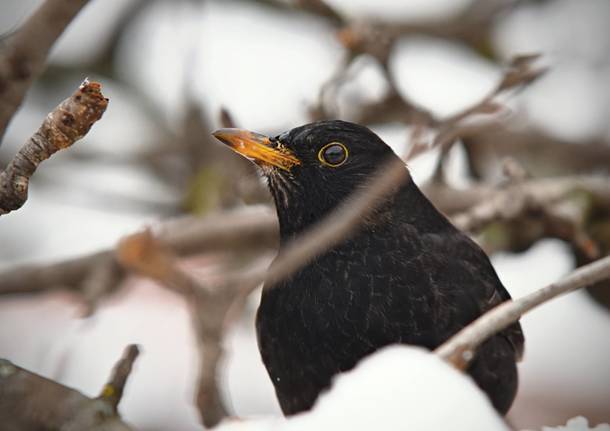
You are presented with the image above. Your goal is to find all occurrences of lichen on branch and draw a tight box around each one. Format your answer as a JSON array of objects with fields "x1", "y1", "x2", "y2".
[{"x1": 0, "y1": 79, "x2": 108, "y2": 216}]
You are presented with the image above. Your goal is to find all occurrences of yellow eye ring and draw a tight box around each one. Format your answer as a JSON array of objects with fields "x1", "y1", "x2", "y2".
[{"x1": 318, "y1": 142, "x2": 348, "y2": 167}]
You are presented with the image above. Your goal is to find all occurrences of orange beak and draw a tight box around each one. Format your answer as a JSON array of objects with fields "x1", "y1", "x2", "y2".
[{"x1": 212, "y1": 128, "x2": 300, "y2": 171}]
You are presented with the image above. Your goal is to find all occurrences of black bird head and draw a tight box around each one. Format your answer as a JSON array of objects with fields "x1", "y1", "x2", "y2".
[{"x1": 213, "y1": 120, "x2": 400, "y2": 238}]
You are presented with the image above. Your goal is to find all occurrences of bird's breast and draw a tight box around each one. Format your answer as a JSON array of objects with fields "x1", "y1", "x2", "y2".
[{"x1": 256, "y1": 229, "x2": 439, "y2": 364}]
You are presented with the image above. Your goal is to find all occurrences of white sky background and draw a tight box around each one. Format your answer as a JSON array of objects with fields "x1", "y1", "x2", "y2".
[{"x1": 0, "y1": 0, "x2": 610, "y2": 429}]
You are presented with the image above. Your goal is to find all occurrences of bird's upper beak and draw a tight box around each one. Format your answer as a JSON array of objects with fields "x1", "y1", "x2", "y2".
[{"x1": 212, "y1": 128, "x2": 300, "y2": 171}]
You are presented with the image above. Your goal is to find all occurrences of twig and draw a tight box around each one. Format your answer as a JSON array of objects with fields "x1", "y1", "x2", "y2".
[
  {"x1": 0, "y1": 79, "x2": 108, "y2": 215},
  {"x1": 315, "y1": 45, "x2": 543, "y2": 165},
  {"x1": 295, "y1": 0, "x2": 344, "y2": 24},
  {"x1": 435, "y1": 255, "x2": 610, "y2": 368},
  {"x1": 0, "y1": 346, "x2": 137, "y2": 431},
  {"x1": 244, "y1": 0, "x2": 344, "y2": 25},
  {"x1": 98, "y1": 345, "x2": 141, "y2": 412},
  {"x1": 250, "y1": 0, "x2": 520, "y2": 57},
  {"x1": 80, "y1": 256, "x2": 125, "y2": 316},
  {"x1": 437, "y1": 54, "x2": 544, "y2": 146},
  {"x1": 408, "y1": 54, "x2": 546, "y2": 161},
  {"x1": 0, "y1": 0, "x2": 92, "y2": 142}
]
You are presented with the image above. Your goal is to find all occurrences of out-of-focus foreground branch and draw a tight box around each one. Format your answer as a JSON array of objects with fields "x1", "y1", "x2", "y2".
[
  {"x1": 0, "y1": 344, "x2": 139, "y2": 431},
  {"x1": 0, "y1": 0, "x2": 92, "y2": 143},
  {"x1": 0, "y1": 79, "x2": 108, "y2": 215}
]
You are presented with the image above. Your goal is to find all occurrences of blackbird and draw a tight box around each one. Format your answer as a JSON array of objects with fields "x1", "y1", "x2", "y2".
[{"x1": 213, "y1": 120, "x2": 524, "y2": 416}]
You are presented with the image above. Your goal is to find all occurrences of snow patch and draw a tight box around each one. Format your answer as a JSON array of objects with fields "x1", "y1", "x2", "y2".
[
  {"x1": 218, "y1": 346, "x2": 508, "y2": 431},
  {"x1": 536, "y1": 416, "x2": 610, "y2": 431}
]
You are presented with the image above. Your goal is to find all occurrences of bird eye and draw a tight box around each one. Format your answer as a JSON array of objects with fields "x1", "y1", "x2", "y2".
[{"x1": 318, "y1": 142, "x2": 348, "y2": 167}]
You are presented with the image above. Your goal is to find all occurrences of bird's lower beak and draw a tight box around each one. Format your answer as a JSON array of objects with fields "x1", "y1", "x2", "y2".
[{"x1": 212, "y1": 128, "x2": 300, "y2": 171}]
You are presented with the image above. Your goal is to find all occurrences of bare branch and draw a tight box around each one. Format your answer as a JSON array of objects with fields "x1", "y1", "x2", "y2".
[
  {"x1": 0, "y1": 79, "x2": 108, "y2": 215},
  {"x1": 0, "y1": 0, "x2": 92, "y2": 142},
  {"x1": 409, "y1": 54, "x2": 546, "y2": 160},
  {"x1": 294, "y1": 0, "x2": 343, "y2": 24},
  {"x1": 0, "y1": 206, "x2": 278, "y2": 297},
  {"x1": 435, "y1": 255, "x2": 610, "y2": 368},
  {"x1": 256, "y1": 0, "x2": 521, "y2": 58},
  {"x1": 98, "y1": 345, "x2": 140, "y2": 412},
  {"x1": 308, "y1": 1, "x2": 533, "y2": 125},
  {"x1": 0, "y1": 347, "x2": 137, "y2": 431},
  {"x1": 242, "y1": 0, "x2": 344, "y2": 25},
  {"x1": 80, "y1": 256, "x2": 125, "y2": 316}
]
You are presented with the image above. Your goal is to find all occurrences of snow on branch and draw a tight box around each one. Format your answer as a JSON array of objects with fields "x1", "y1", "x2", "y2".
[{"x1": 0, "y1": 79, "x2": 108, "y2": 216}]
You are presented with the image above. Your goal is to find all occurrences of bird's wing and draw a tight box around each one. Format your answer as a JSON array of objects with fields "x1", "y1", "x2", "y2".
[{"x1": 418, "y1": 230, "x2": 525, "y2": 361}]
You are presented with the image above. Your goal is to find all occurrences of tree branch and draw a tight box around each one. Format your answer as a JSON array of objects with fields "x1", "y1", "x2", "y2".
[
  {"x1": 0, "y1": 79, "x2": 108, "y2": 215},
  {"x1": 98, "y1": 345, "x2": 140, "y2": 412},
  {"x1": 0, "y1": 206, "x2": 278, "y2": 297},
  {"x1": 0, "y1": 0, "x2": 92, "y2": 142},
  {"x1": 0, "y1": 344, "x2": 138, "y2": 431},
  {"x1": 3, "y1": 173, "x2": 608, "y2": 299},
  {"x1": 435, "y1": 255, "x2": 610, "y2": 368},
  {"x1": 451, "y1": 175, "x2": 610, "y2": 233}
]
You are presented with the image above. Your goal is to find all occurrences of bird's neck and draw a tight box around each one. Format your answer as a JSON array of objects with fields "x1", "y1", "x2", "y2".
[
  {"x1": 273, "y1": 178, "x2": 450, "y2": 245},
  {"x1": 274, "y1": 195, "x2": 321, "y2": 243}
]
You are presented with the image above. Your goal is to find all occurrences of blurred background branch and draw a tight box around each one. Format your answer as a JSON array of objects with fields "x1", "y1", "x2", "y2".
[{"x1": 0, "y1": 0, "x2": 91, "y2": 143}]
